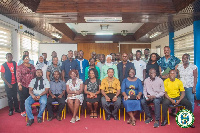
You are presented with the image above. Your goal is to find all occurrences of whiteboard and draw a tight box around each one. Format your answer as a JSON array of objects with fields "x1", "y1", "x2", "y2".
[{"x1": 39, "y1": 43, "x2": 77, "y2": 61}]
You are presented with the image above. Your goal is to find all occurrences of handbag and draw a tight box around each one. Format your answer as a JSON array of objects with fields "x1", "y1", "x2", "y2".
[{"x1": 127, "y1": 95, "x2": 137, "y2": 100}]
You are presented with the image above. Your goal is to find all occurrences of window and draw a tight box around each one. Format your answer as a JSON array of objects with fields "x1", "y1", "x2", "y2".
[
  {"x1": 0, "y1": 26, "x2": 12, "y2": 91},
  {"x1": 174, "y1": 32, "x2": 194, "y2": 64},
  {"x1": 20, "y1": 34, "x2": 39, "y2": 63}
]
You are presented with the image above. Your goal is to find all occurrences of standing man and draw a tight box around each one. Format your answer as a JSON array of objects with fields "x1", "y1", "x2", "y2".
[
  {"x1": 96, "y1": 54, "x2": 105, "y2": 74},
  {"x1": 117, "y1": 53, "x2": 135, "y2": 84},
  {"x1": 128, "y1": 52, "x2": 134, "y2": 63},
  {"x1": 133, "y1": 50, "x2": 146, "y2": 82},
  {"x1": 1, "y1": 53, "x2": 20, "y2": 116},
  {"x1": 76, "y1": 50, "x2": 89, "y2": 83},
  {"x1": 115, "y1": 53, "x2": 121, "y2": 64},
  {"x1": 141, "y1": 68, "x2": 165, "y2": 128},
  {"x1": 47, "y1": 51, "x2": 62, "y2": 67},
  {"x1": 18, "y1": 51, "x2": 34, "y2": 65},
  {"x1": 47, "y1": 71, "x2": 66, "y2": 121},
  {"x1": 42, "y1": 53, "x2": 48, "y2": 65},
  {"x1": 142, "y1": 48, "x2": 150, "y2": 64},
  {"x1": 62, "y1": 50, "x2": 80, "y2": 82},
  {"x1": 25, "y1": 69, "x2": 50, "y2": 126},
  {"x1": 110, "y1": 53, "x2": 117, "y2": 65},
  {"x1": 157, "y1": 46, "x2": 180, "y2": 79}
]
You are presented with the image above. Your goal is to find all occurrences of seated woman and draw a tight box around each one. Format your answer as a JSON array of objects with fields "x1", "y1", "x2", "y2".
[
  {"x1": 84, "y1": 68, "x2": 101, "y2": 118},
  {"x1": 85, "y1": 58, "x2": 100, "y2": 80},
  {"x1": 66, "y1": 70, "x2": 84, "y2": 123},
  {"x1": 121, "y1": 68, "x2": 143, "y2": 126}
]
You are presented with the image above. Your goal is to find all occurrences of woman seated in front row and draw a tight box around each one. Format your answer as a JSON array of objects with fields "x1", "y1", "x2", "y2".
[
  {"x1": 121, "y1": 68, "x2": 143, "y2": 126},
  {"x1": 66, "y1": 70, "x2": 84, "y2": 123},
  {"x1": 84, "y1": 68, "x2": 101, "y2": 118}
]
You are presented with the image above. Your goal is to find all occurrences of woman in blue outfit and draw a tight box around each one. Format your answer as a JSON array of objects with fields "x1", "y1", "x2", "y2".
[{"x1": 121, "y1": 68, "x2": 143, "y2": 126}]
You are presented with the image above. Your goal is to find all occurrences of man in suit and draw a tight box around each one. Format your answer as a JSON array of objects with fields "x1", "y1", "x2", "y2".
[{"x1": 117, "y1": 53, "x2": 135, "y2": 84}]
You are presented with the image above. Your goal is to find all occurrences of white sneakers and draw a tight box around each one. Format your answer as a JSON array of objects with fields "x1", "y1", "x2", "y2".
[{"x1": 70, "y1": 116, "x2": 80, "y2": 123}]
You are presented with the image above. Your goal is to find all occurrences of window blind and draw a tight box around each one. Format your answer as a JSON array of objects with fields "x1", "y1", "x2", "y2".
[{"x1": 174, "y1": 32, "x2": 194, "y2": 64}]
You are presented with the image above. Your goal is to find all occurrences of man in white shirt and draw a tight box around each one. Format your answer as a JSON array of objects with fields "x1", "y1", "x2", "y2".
[{"x1": 133, "y1": 50, "x2": 146, "y2": 82}]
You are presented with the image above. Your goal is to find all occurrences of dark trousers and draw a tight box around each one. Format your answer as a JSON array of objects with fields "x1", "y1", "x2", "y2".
[
  {"x1": 101, "y1": 96, "x2": 121, "y2": 116},
  {"x1": 162, "y1": 97, "x2": 192, "y2": 120},
  {"x1": 5, "y1": 83, "x2": 19, "y2": 111},
  {"x1": 47, "y1": 95, "x2": 65, "y2": 117},
  {"x1": 18, "y1": 86, "x2": 29, "y2": 112},
  {"x1": 141, "y1": 98, "x2": 162, "y2": 121}
]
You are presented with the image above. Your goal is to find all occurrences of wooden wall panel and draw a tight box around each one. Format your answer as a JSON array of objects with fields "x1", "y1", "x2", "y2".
[
  {"x1": 120, "y1": 44, "x2": 151, "y2": 54},
  {"x1": 77, "y1": 43, "x2": 119, "y2": 60}
]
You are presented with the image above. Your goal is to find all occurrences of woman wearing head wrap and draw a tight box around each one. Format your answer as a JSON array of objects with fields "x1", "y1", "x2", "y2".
[
  {"x1": 100, "y1": 55, "x2": 118, "y2": 80},
  {"x1": 35, "y1": 55, "x2": 48, "y2": 79}
]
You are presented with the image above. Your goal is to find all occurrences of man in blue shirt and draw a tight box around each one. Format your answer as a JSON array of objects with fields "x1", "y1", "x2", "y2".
[
  {"x1": 62, "y1": 50, "x2": 80, "y2": 82},
  {"x1": 76, "y1": 50, "x2": 89, "y2": 83}
]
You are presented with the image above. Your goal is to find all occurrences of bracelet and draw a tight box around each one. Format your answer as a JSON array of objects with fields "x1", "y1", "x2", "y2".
[{"x1": 114, "y1": 96, "x2": 117, "y2": 98}]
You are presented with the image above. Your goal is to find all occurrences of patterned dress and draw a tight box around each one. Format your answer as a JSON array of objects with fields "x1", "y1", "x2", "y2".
[{"x1": 66, "y1": 78, "x2": 84, "y2": 105}]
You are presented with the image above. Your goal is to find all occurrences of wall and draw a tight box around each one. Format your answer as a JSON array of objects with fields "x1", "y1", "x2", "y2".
[
  {"x1": 77, "y1": 43, "x2": 119, "y2": 60},
  {"x1": 39, "y1": 43, "x2": 77, "y2": 61},
  {"x1": 119, "y1": 43, "x2": 151, "y2": 54}
]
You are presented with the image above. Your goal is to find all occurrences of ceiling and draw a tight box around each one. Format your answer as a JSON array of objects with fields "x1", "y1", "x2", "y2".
[
  {"x1": 0, "y1": 0, "x2": 200, "y2": 43},
  {"x1": 66, "y1": 23, "x2": 144, "y2": 35}
]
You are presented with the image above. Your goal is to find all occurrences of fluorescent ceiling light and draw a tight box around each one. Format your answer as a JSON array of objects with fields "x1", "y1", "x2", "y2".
[
  {"x1": 84, "y1": 17, "x2": 122, "y2": 22},
  {"x1": 95, "y1": 41, "x2": 113, "y2": 43},
  {"x1": 51, "y1": 33, "x2": 62, "y2": 38},
  {"x1": 95, "y1": 33, "x2": 113, "y2": 35},
  {"x1": 149, "y1": 32, "x2": 162, "y2": 38}
]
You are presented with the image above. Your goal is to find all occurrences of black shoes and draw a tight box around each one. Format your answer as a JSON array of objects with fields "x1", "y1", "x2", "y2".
[
  {"x1": 161, "y1": 120, "x2": 168, "y2": 126},
  {"x1": 113, "y1": 115, "x2": 118, "y2": 120},
  {"x1": 37, "y1": 117, "x2": 42, "y2": 123},
  {"x1": 190, "y1": 125, "x2": 195, "y2": 128},
  {"x1": 145, "y1": 117, "x2": 153, "y2": 124},
  {"x1": 153, "y1": 121, "x2": 159, "y2": 128},
  {"x1": 27, "y1": 119, "x2": 34, "y2": 126},
  {"x1": 15, "y1": 109, "x2": 21, "y2": 113},
  {"x1": 8, "y1": 111, "x2": 13, "y2": 116},
  {"x1": 48, "y1": 117, "x2": 54, "y2": 121},
  {"x1": 106, "y1": 115, "x2": 111, "y2": 121},
  {"x1": 56, "y1": 116, "x2": 61, "y2": 121}
]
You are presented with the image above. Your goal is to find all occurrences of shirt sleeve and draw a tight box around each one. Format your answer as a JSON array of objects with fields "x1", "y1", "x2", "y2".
[
  {"x1": 138, "y1": 79, "x2": 143, "y2": 93},
  {"x1": 100, "y1": 79, "x2": 106, "y2": 90},
  {"x1": 175, "y1": 57, "x2": 181, "y2": 66},
  {"x1": 62, "y1": 81, "x2": 66, "y2": 91},
  {"x1": 44, "y1": 79, "x2": 50, "y2": 88},
  {"x1": 157, "y1": 58, "x2": 162, "y2": 66},
  {"x1": 66, "y1": 80, "x2": 70, "y2": 85},
  {"x1": 143, "y1": 79, "x2": 147, "y2": 96},
  {"x1": 143, "y1": 61, "x2": 146, "y2": 69},
  {"x1": 156, "y1": 79, "x2": 165, "y2": 98},
  {"x1": 179, "y1": 80, "x2": 185, "y2": 92},
  {"x1": 47, "y1": 66, "x2": 51, "y2": 72},
  {"x1": 28, "y1": 79, "x2": 35, "y2": 88},
  {"x1": 113, "y1": 65, "x2": 118, "y2": 79},
  {"x1": 16, "y1": 66, "x2": 22, "y2": 83},
  {"x1": 75, "y1": 61, "x2": 80, "y2": 71},
  {"x1": 116, "y1": 79, "x2": 121, "y2": 90},
  {"x1": 61, "y1": 61, "x2": 65, "y2": 71},
  {"x1": 0, "y1": 65, "x2": 5, "y2": 73},
  {"x1": 96, "y1": 66, "x2": 101, "y2": 79},
  {"x1": 121, "y1": 79, "x2": 126, "y2": 93},
  {"x1": 164, "y1": 80, "x2": 168, "y2": 92}
]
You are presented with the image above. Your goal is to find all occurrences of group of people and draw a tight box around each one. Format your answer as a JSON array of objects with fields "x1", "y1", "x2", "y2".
[{"x1": 0, "y1": 46, "x2": 197, "y2": 128}]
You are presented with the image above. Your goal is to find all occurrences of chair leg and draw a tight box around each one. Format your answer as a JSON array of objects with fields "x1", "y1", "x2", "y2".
[
  {"x1": 100, "y1": 108, "x2": 101, "y2": 118},
  {"x1": 47, "y1": 111, "x2": 48, "y2": 120},
  {"x1": 79, "y1": 106, "x2": 81, "y2": 119},
  {"x1": 26, "y1": 113, "x2": 27, "y2": 122},
  {"x1": 167, "y1": 109, "x2": 170, "y2": 125},
  {"x1": 64, "y1": 105, "x2": 66, "y2": 119},
  {"x1": 43, "y1": 111, "x2": 45, "y2": 122},
  {"x1": 85, "y1": 109, "x2": 86, "y2": 118},
  {"x1": 140, "y1": 112, "x2": 141, "y2": 121},
  {"x1": 119, "y1": 109, "x2": 120, "y2": 120},
  {"x1": 103, "y1": 109, "x2": 105, "y2": 120},
  {"x1": 160, "y1": 104, "x2": 162, "y2": 122},
  {"x1": 144, "y1": 112, "x2": 145, "y2": 121},
  {"x1": 124, "y1": 108, "x2": 125, "y2": 121}
]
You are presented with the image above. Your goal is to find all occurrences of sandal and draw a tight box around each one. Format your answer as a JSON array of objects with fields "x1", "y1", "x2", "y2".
[
  {"x1": 127, "y1": 118, "x2": 132, "y2": 124},
  {"x1": 93, "y1": 112, "x2": 98, "y2": 118},
  {"x1": 90, "y1": 111, "x2": 94, "y2": 118},
  {"x1": 131, "y1": 120, "x2": 136, "y2": 126}
]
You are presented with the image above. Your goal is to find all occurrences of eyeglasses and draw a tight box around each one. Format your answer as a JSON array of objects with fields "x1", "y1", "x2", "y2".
[{"x1": 24, "y1": 58, "x2": 29, "y2": 60}]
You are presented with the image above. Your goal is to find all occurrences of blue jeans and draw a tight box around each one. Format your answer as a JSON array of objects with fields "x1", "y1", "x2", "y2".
[
  {"x1": 185, "y1": 87, "x2": 194, "y2": 112},
  {"x1": 25, "y1": 95, "x2": 47, "y2": 120}
]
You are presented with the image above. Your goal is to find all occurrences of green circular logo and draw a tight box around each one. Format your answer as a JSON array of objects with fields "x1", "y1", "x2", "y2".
[{"x1": 175, "y1": 109, "x2": 195, "y2": 128}]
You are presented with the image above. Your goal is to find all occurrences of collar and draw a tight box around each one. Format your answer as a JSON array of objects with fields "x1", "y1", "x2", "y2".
[{"x1": 53, "y1": 79, "x2": 61, "y2": 83}]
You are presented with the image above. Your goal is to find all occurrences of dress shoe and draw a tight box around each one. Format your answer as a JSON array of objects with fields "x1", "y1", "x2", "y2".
[
  {"x1": 190, "y1": 125, "x2": 195, "y2": 128},
  {"x1": 161, "y1": 120, "x2": 168, "y2": 126},
  {"x1": 37, "y1": 117, "x2": 42, "y2": 123},
  {"x1": 27, "y1": 119, "x2": 34, "y2": 126},
  {"x1": 56, "y1": 116, "x2": 61, "y2": 121},
  {"x1": 15, "y1": 109, "x2": 21, "y2": 113},
  {"x1": 106, "y1": 115, "x2": 111, "y2": 121},
  {"x1": 9, "y1": 111, "x2": 13, "y2": 116},
  {"x1": 113, "y1": 115, "x2": 118, "y2": 120},
  {"x1": 47, "y1": 117, "x2": 53, "y2": 121},
  {"x1": 153, "y1": 121, "x2": 159, "y2": 128}
]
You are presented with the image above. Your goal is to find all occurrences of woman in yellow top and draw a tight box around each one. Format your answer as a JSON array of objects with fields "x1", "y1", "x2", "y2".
[{"x1": 100, "y1": 68, "x2": 121, "y2": 120}]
